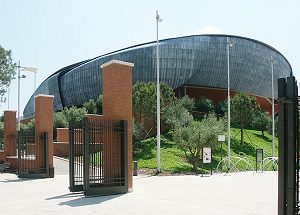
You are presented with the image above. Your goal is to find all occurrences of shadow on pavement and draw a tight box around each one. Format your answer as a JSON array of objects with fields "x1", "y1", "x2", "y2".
[
  {"x1": 1, "y1": 177, "x2": 37, "y2": 183},
  {"x1": 46, "y1": 192, "x2": 124, "y2": 207}
]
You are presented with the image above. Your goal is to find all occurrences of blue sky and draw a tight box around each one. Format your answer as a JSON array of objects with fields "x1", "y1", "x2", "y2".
[{"x1": 1, "y1": 0, "x2": 299, "y2": 115}]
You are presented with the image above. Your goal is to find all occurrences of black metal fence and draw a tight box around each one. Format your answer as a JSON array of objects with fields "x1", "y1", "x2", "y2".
[
  {"x1": 17, "y1": 129, "x2": 49, "y2": 178},
  {"x1": 277, "y1": 76, "x2": 299, "y2": 215},
  {"x1": 69, "y1": 117, "x2": 128, "y2": 196}
]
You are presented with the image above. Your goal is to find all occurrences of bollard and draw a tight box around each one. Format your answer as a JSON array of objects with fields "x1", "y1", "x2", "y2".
[{"x1": 133, "y1": 161, "x2": 138, "y2": 176}]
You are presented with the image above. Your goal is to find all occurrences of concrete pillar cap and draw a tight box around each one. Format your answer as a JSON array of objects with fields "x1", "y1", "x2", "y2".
[
  {"x1": 100, "y1": 60, "x2": 134, "y2": 69},
  {"x1": 34, "y1": 94, "x2": 54, "y2": 99}
]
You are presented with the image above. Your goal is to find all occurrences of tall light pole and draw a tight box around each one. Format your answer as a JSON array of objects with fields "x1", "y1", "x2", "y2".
[
  {"x1": 7, "y1": 87, "x2": 10, "y2": 110},
  {"x1": 156, "y1": 10, "x2": 163, "y2": 173},
  {"x1": 22, "y1": 67, "x2": 38, "y2": 112},
  {"x1": 226, "y1": 37, "x2": 234, "y2": 171},
  {"x1": 17, "y1": 62, "x2": 38, "y2": 131},
  {"x1": 271, "y1": 56, "x2": 275, "y2": 158}
]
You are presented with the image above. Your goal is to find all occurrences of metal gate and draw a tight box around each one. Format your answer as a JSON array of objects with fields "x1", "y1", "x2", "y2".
[
  {"x1": 18, "y1": 130, "x2": 49, "y2": 178},
  {"x1": 69, "y1": 117, "x2": 128, "y2": 196},
  {"x1": 277, "y1": 76, "x2": 299, "y2": 215}
]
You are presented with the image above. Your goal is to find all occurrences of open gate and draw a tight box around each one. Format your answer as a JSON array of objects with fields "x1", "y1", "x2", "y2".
[
  {"x1": 69, "y1": 117, "x2": 128, "y2": 196},
  {"x1": 277, "y1": 76, "x2": 299, "y2": 215},
  {"x1": 17, "y1": 130, "x2": 49, "y2": 178}
]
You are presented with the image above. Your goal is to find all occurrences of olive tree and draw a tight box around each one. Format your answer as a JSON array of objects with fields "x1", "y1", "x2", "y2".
[{"x1": 174, "y1": 114, "x2": 225, "y2": 172}]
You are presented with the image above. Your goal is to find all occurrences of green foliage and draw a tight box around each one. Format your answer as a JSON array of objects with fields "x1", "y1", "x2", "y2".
[
  {"x1": 133, "y1": 121, "x2": 144, "y2": 144},
  {"x1": 231, "y1": 93, "x2": 257, "y2": 144},
  {"x1": 83, "y1": 99, "x2": 97, "y2": 114},
  {"x1": 215, "y1": 100, "x2": 227, "y2": 117},
  {"x1": 0, "y1": 46, "x2": 16, "y2": 96},
  {"x1": 20, "y1": 119, "x2": 35, "y2": 135},
  {"x1": 0, "y1": 121, "x2": 3, "y2": 132},
  {"x1": 163, "y1": 103, "x2": 193, "y2": 129},
  {"x1": 196, "y1": 97, "x2": 214, "y2": 115},
  {"x1": 54, "y1": 111, "x2": 68, "y2": 128},
  {"x1": 132, "y1": 81, "x2": 175, "y2": 123},
  {"x1": 63, "y1": 106, "x2": 87, "y2": 128},
  {"x1": 95, "y1": 95, "x2": 103, "y2": 114},
  {"x1": 177, "y1": 96, "x2": 195, "y2": 112},
  {"x1": 252, "y1": 107, "x2": 271, "y2": 137},
  {"x1": 174, "y1": 114, "x2": 225, "y2": 172}
]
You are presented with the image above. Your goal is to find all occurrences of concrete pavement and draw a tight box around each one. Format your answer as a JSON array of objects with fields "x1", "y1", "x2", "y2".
[{"x1": 0, "y1": 169, "x2": 277, "y2": 215}]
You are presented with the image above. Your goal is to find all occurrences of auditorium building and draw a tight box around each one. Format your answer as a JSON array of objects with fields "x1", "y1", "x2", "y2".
[{"x1": 23, "y1": 34, "x2": 292, "y2": 118}]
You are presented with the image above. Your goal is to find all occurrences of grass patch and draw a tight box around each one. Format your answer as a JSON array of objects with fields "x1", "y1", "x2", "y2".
[{"x1": 134, "y1": 127, "x2": 278, "y2": 174}]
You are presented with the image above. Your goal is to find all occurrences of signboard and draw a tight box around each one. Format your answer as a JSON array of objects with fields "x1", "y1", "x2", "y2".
[
  {"x1": 218, "y1": 135, "x2": 225, "y2": 142},
  {"x1": 203, "y1": 147, "x2": 212, "y2": 164},
  {"x1": 256, "y1": 148, "x2": 263, "y2": 162}
]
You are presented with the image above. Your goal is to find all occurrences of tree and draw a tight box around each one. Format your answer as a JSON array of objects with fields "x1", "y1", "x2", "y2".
[
  {"x1": 177, "y1": 96, "x2": 195, "y2": 112},
  {"x1": 163, "y1": 103, "x2": 193, "y2": 130},
  {"x1": 54, "y1": 111, "x2": 68, "y2": 129},
  {"x1": 63, "y1": 106, "x2": 87, "y2": 128},
  {"x1": 196, "y1": 97, "x2": 214, "y2": 115},
  {"x1": 215, "y1": 100, "x2": 227, "y2": 117},
  {"x1": 174, "y1": 114, "x2": 225, "y2": 172},
  {"x1": 0, "y1": 46, "x2": 16, "y2": 96},
  {"x1": 253, "y1": 108, "x2": 271, "y2": 137},
  {"x1": 231, "y1": 93, "x2": 256, "y2": 144},
  {"x1": 132, "y1": 81, "x2": 175, "y2": 124},
  {"x1": 95, "y1": 95, "x2": 103, "y2": 114},
  {"x1": 83, "y1": 99, "x2": 97, "y2": 114}
]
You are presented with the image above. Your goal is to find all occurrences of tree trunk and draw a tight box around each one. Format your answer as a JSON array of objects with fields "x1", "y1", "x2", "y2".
[
  {"x1": 241, "y1": 127, "x2": 244, "y2": 144},
  {"x1": 262, "y1": 130, "x2": 264, "y2": 137},
  {"x1": 192, "y1": 159, "x2": 198, "y2": 174}
]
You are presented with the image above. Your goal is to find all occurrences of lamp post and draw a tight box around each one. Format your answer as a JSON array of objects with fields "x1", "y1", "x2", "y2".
[
  {"x1": 17, "y1": 61, "x2": 38, "y2": 131},
  {"x1": 7, "y1": 87, "x2": 10, "y2": 110},
  {"x1": 271, "y1": 56, "x2": 275, "y2": 158},
  {"x1": 156, "y1": 10, "x2": 163, "y2": 173},
  {"x1": 226, "y1": 37, "x2": 234, "y2": 171},
  {"x1": 22, "y1": 66, "x2": 38, "y2": 113}
]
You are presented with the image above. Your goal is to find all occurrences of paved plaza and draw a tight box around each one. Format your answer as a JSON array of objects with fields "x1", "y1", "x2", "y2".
[{"x1": 0, "y1": 158, "x2": 277, "y2": 215}]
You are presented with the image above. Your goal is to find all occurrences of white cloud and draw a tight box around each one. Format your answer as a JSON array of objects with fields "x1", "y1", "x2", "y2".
[{"x1": 192, "y1": 26, "x2": 223, "y2": 35}]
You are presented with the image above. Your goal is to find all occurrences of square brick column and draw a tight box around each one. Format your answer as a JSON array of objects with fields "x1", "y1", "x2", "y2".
[
  {"x1": 35, "y1": 95, "x2": 54, "y2": 177},
  {"x1": 4, "y1": 111, "x2": 17, "y2": 157},
  {"x1": 101, "y1": 60, "x2": 134, "y2": 191}
]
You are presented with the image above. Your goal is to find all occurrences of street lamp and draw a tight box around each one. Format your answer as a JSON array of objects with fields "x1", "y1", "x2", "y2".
[
  {"x1": 226, "y1": 37, "x2": 234, "y2": 171},
  {"x1": 17, "y1": 61, "x2": 38, "y2": 131},
  {"x1": 271, "y1": 56, "x2": 276, "y2": 158},
  {"x1": 22, "y1": 66, "x2": 38, "y2": 113},
  {"x1": 156, "y1": 10, "x2": 163, "y2": 173}
]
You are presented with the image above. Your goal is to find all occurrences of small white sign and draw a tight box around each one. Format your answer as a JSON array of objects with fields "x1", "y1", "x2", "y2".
[
  {"x1": 203, "y1": 147, "x2": 212, "y2": 164},
  {"x1": 218, "y1": 135, "x2": 225, "y2": 142}
]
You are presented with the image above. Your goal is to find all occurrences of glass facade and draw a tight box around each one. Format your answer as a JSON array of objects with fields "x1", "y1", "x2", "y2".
[{"x1": 23, "y1": 35, "x2": 292, "y2": 118}]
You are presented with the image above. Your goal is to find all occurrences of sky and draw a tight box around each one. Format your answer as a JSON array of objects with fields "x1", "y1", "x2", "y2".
[{"x1": 0, "y1": 0, "x2": 299, "y2": 116}]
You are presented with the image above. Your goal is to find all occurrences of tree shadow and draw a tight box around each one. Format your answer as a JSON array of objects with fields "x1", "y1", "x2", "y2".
[
  {"x1": 171, "y1": 165, "x2": 193, "y2": 174},
  {"x1": 230, "y1": 138, "x2": 256, "y2": 157},
  {"x1": 253, "y1": 133, "x2": 272, "y2": 142},
  {"x1": 133, "y1": 139, "x2": 155, "y2": 160}
]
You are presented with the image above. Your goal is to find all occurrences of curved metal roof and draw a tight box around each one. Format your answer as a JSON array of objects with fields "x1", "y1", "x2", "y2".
[{"x1": 23, "y1": 34, "x2": 292, "y2": 118}]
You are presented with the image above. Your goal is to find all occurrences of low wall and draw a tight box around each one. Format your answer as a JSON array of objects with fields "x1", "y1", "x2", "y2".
[
  {"x1": 53, "y1": 142, "x2": 70, "y2": 157},
  {"x1": 53, "y1": 142, "x2": 103, "y2": 157},
  {"x1": 57, "y1": 128, "x2": 69, "y2": 142}
]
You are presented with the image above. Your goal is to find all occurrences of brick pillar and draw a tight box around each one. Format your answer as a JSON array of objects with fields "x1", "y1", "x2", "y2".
[
  {"x1": 101, "y1": 60, "x2": 133, "y2": 191},
  {"x1": 4, "y1": 111, "x2": 17, "y2": 157},
  {"x1": 35, "y1": 95, "x2": 54, "y2": 177}
]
